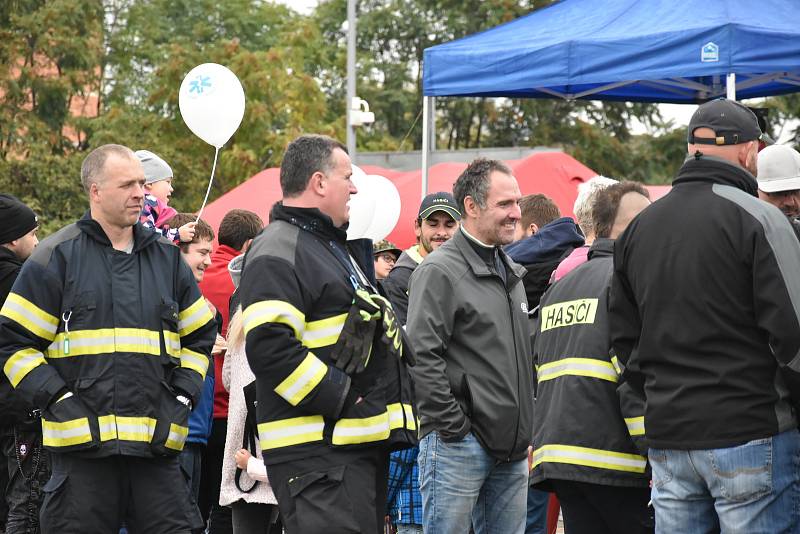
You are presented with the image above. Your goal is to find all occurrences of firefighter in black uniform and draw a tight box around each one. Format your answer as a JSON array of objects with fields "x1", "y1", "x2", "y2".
[
  {"x1": 532, "y1": 182, "x2": 652, "y2": 534},
  {"x1": 238, "y1": 135, "x2": 417, "y2": 534},
  {"x1": 0, "y1": 145, "x2": 216, "y2": 534}
]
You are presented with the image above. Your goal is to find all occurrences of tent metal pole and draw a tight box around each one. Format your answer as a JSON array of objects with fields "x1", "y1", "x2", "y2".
[
  {"x1": 421, "y1": 95, "x2": 431, "y2": 200},
  {"x1": 346, "y1": 0, "x2": 357, "y2": 160},
  {"x1": 727, "y1": 73, "x2": 736, "y2": 100}
]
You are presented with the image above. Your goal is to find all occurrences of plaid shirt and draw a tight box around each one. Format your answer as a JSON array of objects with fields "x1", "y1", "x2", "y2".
[{"x1": 386, "y1": 446, "x2": 423, "y2": 525}]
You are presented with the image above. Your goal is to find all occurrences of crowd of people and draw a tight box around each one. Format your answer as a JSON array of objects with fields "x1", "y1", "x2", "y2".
[{"x1": 0, "y1": 96, "x2": 800, "y2": 534}]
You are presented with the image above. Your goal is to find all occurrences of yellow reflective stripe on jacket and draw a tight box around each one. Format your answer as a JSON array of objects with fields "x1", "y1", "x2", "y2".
[
  {"x1": 163, "y1": 330, "x2": 181, "y2": 357},
  {"x1": 611, "y1": 355, "x2": 621, "y2": 375},
  {"x1": 625, "y1": 416, "x2": 645, "y2": 437},
  {"x1": 388, "y1": 403, "x2": 417, "y2": 431},
  {"x1": 303, "y1": 313, "x2": 347, "y2": 348},
  {"x1": 165, "y1": 423, "x2": 189, "y2": 451},
  {"x1": 46, "y1": 328, "x2": 162, "y2": 358},
  {"x1": 178, "y1": 297, "x2": 214, "y2": 337},
  {"x1": 332, "y1": 410, "x2": 391, "y2": 445},
  {"x1": 1, "y1": 293, "x2": 58, "y2": 341},
  {"x1": 180, "y1": 347, "x2": 209, "y2": 380},
  {"x1": 258, "y1": 415, "x2": 325, "y2": 450},
  {"x1": 243, "y1": 300, "x2": 305, "y2": 338},
  {"x1": 533, "y1": 444, "x2": 647, "y2": 473},
  {"x1": 4, "y1": 348, "x2": 47, "y2": 387},
  {"x1": 537, "y1": 358, "x2": 618, "y2": 384},
  {"x1": 244, "y1": 300, "x2": 346, "y2": 349},
  {"x1": 42, "y1": 417, "x2": 93, "y2": 447},
  {"x1": 274, "y1": 353, "x2": 327, "y2": 406},
  {"x1": 97, "y1": 415, "x2": 157, "y2": 443}
]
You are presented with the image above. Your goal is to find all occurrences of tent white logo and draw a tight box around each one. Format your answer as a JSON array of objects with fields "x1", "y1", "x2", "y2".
[{"x1": 701, "y1": 42, "x2": 719, "y2": 62}]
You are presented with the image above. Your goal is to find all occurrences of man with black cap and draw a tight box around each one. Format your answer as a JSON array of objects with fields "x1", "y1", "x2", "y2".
[
  {"x1": 756, "y1": 144, "x2": 800, "y2": 240},
  {"x1": 610, "y1": 98, "x2": 800, "y2": 532},
  {"x1": 0, "y1": 195, "x2": 49, "y2": 534},
  {"x1": 383, "y1": 191, "x2": 461, "y2": 324},
  {"x1": 0, "y1": 195, "x2": 39, "y2": 301}
]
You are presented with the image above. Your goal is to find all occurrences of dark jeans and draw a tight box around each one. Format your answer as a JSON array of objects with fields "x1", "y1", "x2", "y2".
[
  {"x1": 269, "y1": 447, "x2": 388, "y2": 534},
  {"x1": 525, "y1": 487, "x2": 549, "y2": 534},
  {"x1": 40, "y1": 453, "x2": 202, "y2": 534},
  {"x1": 552, "y1": 479, "x2": 653, "y2": 534},
  {"x1": 2, "y1": 426, "x2": 50, "y2": 534},
  {"x1": 230, "y1": 501, "x2": 280, "y2": 534}
]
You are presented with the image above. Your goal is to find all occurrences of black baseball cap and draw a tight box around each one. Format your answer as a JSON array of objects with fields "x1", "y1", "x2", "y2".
[
  {"x1": 687, "y1": 98, "x2": 768, "y2": 146},
  {"x1": 418, "y1": 192, "x2": 461, "y2": 221}
]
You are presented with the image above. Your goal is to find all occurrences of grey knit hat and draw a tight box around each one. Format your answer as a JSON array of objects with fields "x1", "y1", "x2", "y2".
[{"x1": 135, "y1": 149, "x2": 173, "y2": 184}]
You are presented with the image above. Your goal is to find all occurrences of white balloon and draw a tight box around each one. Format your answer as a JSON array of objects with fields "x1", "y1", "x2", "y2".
[
  {"x1": 362, "y1": 174, "x2": 401, "y2": 242},
  {"x1": 346, "y1": 168, "x2": 377, "y2": 240},
  {"x1": 179, "y1": 63, "x2": 246, "y2": 148}
]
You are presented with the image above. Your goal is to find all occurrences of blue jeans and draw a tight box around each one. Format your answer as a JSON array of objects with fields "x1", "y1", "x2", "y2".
[
  {"x1": 526, "y1": 486, "x2": 549, "y2": 534},
  {"x1": 649, "y1": 429, "x2": 800, "y2": 534},
  {"x1": 417, "y1": 431, "x2": 528, "y2": 534}
]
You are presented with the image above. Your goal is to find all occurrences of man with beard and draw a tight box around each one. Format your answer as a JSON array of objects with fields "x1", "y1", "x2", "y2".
[
  {"x1": 756, "y1": 144, "x2": 800, "y2": 240},
  {"x1": 383, "y1": 192, "x2": 460, "y2": 324},
  {"x1": 610, "y1": 99, "x2": 800, "y2": 533}
]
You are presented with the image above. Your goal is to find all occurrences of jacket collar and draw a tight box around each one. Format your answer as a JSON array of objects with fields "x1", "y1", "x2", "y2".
[
  {"x1": 587, "y1": 238, "x2": 614, "y2": 260},
  {"x1": 0, "y1": 245, "x2": 22, "y2": 266},
  {"x1": 77, "y1": 211, "x2": 160, "y2": 252},
  {"x1": 673, "y1": 154, "x2": 758, "y2": 196},
  {"x1": 270, "y1": 202, "x2": 348, "y2": 244},
  {"x1": 452, "y1": 228, "x2": 526, "y2": 286}
]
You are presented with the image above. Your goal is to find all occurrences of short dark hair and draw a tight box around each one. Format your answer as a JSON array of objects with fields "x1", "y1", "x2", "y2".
[
  {"x1": 280, "y1": 135, "x2": 348, "y2": 198},
  {"x1": 592, "y1": 181, "x2": 650, "y2": 239},
  {"x1": 520, "y1": 194, "x2": 560, "y2": 231},
  {"x1": 218, "y1": 209, "x2": 263, "y2": 250},
  {"x1": 166, "y1": 213, "x2": 215, "y2": 253},
  {"x1": 453, "y1": 158, "x2": 512, "y2": 214},
  {"x1": 81, "y1": 144, "x2": 135, "y2": 193}
]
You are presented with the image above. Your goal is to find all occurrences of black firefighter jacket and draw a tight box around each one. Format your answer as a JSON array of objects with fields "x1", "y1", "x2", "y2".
[
  {"x1": 407, "y1": 228, "x2": 534, "y2": 462},
  {"x1": 238, "y1": 203, "x2": 417, "y2": 466},
  {"x1": 0, "y1": 215, "x2": 216, "y2": 458},
  {"x1": 532, "y1": 239, "x2": 648, "y2": 490},
  {"x1": 611, "y1": 155, "x2": 800, "y2": 450}
]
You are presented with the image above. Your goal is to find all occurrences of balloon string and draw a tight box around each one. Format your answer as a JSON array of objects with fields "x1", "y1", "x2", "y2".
[{"x1": 196, "y1": 146, "x2": 219, "y2": 223}]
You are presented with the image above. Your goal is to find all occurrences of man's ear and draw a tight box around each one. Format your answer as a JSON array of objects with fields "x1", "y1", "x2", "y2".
[
  {"x1": 529, "y1": 223, "x2": 539, "y2": 236},
  {"x1": 240, "y1": 238, "x2": 253, "y2": 253},
  {"x1": 463, "y1": 196, "x2": 480, "y2": 219},
  {"x1": 310, "y1": 171, "x2": 325, "y2": 196}
]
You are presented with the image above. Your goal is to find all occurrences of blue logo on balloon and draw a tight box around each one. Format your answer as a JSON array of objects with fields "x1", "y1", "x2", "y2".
[{"x1": 189, "y1": 75, "x2": 212, "y2": 94}]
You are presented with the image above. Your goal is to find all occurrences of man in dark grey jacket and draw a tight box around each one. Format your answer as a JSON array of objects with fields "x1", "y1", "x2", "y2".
[{"x1": 407, "y1": 158, "x2": 533, "y2": 534}]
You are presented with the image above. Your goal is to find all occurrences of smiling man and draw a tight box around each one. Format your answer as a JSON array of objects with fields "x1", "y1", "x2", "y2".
[
  {"x1": 383, "y1": 191, "x2": 460, "y2": 324},
  {"x1": 238, "y1": 134, "x2": 417, "y2": 533},
  {"x1": 407, "y1": 158, "x2": 534, "y2": 534},
  {"x1": 0, "y1": 144, "x2": 216, "y2": 533}
]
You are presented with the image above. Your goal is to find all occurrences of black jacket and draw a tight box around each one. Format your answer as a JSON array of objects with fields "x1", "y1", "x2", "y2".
[
  {"x1": 382, "y1": 245, "x2": 424, "y2": 325},
  {"x1": 238, "y1": 203, "x2": 417, "y2": 466},
  {"x1": 610, "y1": 155, "x2": 800, "y2": 450},
  {"x1": 506, "y1": 217, "x2": 584, "y2": 309},
  {"x1": 407, "y1": 229, "x2": 534, "y2": 461},
  {"x1": 532, "y1": 239, "x2": 648, "y2": 489},
  {"x1": 0, "y1": 215, "x2": 216, "y2": 457},
  {"x1": 0, "y1": 246, "x2": 31, "y2": 426}
]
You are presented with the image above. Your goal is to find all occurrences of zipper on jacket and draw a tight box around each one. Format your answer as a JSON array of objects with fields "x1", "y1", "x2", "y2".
[{"x1": 492, "y1": 271, "x2": 522, "y2": 462}]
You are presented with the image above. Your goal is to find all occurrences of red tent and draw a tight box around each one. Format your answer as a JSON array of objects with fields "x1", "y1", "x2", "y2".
[{"x1": 202, "y1": 151, "x2": 600, "y2": 248}]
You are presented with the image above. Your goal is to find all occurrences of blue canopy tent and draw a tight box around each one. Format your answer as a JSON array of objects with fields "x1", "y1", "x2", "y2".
[{"x1": 419, "y1": 0, "x2": 800, "y2": 190}]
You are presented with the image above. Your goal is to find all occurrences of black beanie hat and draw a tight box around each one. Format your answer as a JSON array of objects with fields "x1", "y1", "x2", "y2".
[{"x1": 0, "y1": 194, "x2": 38, "y2": 244}]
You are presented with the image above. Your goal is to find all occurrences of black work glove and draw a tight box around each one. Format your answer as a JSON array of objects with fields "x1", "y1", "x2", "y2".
[{"x1": 330, "y1": 288, "x2": 381, "y2": 375}]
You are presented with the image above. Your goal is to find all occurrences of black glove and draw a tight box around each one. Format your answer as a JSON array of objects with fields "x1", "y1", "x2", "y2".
[{"x1": 330, "y1": 288, "x2": 381, "y2": 375}]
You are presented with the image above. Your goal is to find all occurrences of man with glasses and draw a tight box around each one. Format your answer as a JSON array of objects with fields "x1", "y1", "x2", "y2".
[{"x1": 373, "y1": 240, "x2": 401, "y2": 281}]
